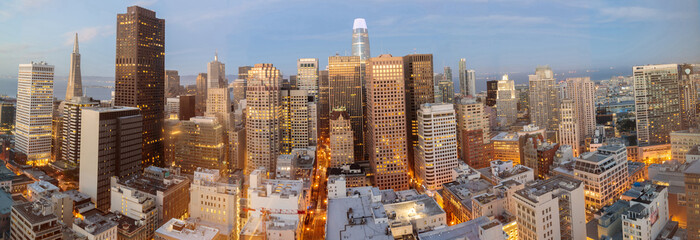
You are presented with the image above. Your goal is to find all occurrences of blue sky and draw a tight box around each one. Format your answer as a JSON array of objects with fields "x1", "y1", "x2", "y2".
[{"x1": 0, "y1": 0, "x2": 698, "y2": 78}]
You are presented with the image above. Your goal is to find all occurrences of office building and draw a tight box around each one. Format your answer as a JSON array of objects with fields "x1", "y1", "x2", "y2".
[
  {"x1": 166, "y1": 97, "x2": 180, "y2": 119},
  {"x1": 178, "y1": 95, "x2": 195, "y2": 121},
  {"x1": 110, "y1": 179, "x2": 159, "y2": 237},
  {"x1": 415, "y1": 103, "x2": 458, "y2": 191},
  {"x1": 565, "y1": 77, "x2": 596, "y2": 139},
  {"x1": 635, "y1": 64, "x2": 695, "y2": 146},
  {"x1": 514, "y1": 176, "x2": 586, "y2": 240},
  {"x1": 0, "y1": 102, "x2": 15, "y2": 132},
  {"x1": 66, "y1": 33, "x2": 82, "y2": 101},
  {"x1": 351, "y1": 18, "x2": 370, "y2": 61},
  {"x1": 522, "y1": 138, "x2": 560, "y2": 179},
  {"x1": 207, "y1": 53, "x2": 226, "y2": 88},
  {"x1": 574, "y1": 145, "x2": 629, "y2": 212},
  {"x1": 115, "y1": 6, "x2": 165, "y2": 168},
  {"x1": 10, "y1": 201, "x2": 63, "y2": 240},
  {"x1": 245, "y1": 63, "x2": 282, "y2": 175},
  {"x1": 318, "y1": 69, "x2": 330, "y2": 145},
  {"x1": 297, "y1": 58, "x2": 319, "y2": 97},
  {"x1": 454, "y1": 96, "x2": 490, "y2": 168},
  {"x1": 79, "y1": 106, "x2": 142, "y2": 212},
  {"x1": 325, "y1": 188, "x2": 393, "y2": 240},
  {"x1": 458, "y1": 58, "x2": 476, "y2": 96},
  {"x1": 486, "y1": 80, "x2": 498, "y2": 107},
  {"x1": 155, "y1": 218, "x2": 224, "y2": 240},
  {"x1": 196, "y1": 73, "x2": 208, "y2": 115},
  {"x1": 231, "y1": 79, "x2": 246, "y2": 107},
  {"x1": 281, "y1": 89, "x2": 314, "y2": 153},
  {"x1": 60, "y1": 96, "x2": 99, "y2": 166},
  {"x1": 528, "y1": 65, "x2": 559, "y2": 132},
  {"x1": 165, "y1": 70, "x2": 180, "y2": 98},
  {"x1": 330, "y1": 108, "x2": 354, "y2": 167},
  {"x1": 383, "y1": 195, "x2": 446, "y2": 238},
  {"x1": 328, "y1": 55, "x2": 364, "y2": 161},
  {"x1": 189, "y1": 168, "x2": 240, "y2": 239},
  {"x1": 403, "y1": 54, "x2": 434, "y2": 177},
  {"x1": 177, "y1": 116, "x2": 226, "y2": 175},
  {"x1": 685, "y1": 160, "x2": 700, "y2": 239},
  {"x1": 620, "y1": 182, "x2": 670, "y2": 240},
  {"x1": 26, "y1": 181, "x2": 74, "y2": 226},
  {"x1": 491, "y1": 132, "x2": 522, "y2": 164},
  {"x1": 671, "y1": 129, "x2": 700, "y2": 163},
  {"x1": 436, "y1": 75, "x2": 454, "y2": 104},
  {"x1": 559, "y1": 99, "x2": 581, "y2": 156},
  {"x1": 366, "y1": 54, "x2": 410, "y2": 190},
  {"x1": 15, "y1": 61, "x2": 54, "y2": 166},
  {"x1": 238, "y1": 66, "x2": 252, "y2": 80},
  {"x1": 496, "y1": 74, "x2": 517, "y2": 127},
  {"x1": 72, "y1": 210, "x2": 118, "y2": 240}
]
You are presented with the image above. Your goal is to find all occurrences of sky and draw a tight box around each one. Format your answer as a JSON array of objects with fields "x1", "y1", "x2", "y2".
[{"x1": 0, "y1": 0, "x2": 699, "y2": 80}]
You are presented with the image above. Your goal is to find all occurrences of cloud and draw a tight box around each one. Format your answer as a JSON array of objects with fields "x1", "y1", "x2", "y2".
[
  {"x1": 0, "y1": 0, "x2": 51, "y2": 21},
  {"x1": 598, "y1": 6, "x2": 661, "y2": 22},
  {"x1": 132, "y1": 0, "x2": 158, "y2": 7},
  {"x1": 63, "y1": 25, "x2": 114, "y2": 46}
]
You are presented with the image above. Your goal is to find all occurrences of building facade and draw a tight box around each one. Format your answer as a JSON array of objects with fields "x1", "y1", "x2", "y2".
[
  {"x1": 416, "y1": 103, "x2": 458, "y2": 191},
  {"x1": 15, "y1": 62, "x2": 54, "y2": 166}
]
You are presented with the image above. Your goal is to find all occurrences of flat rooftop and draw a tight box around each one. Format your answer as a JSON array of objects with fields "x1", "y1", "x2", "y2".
[
  {"x1": 516, "y1": 175, "x2": 582, "y2": 203},
  {"x1": 156, "y1": 218, "x2": 220, "y2": 240},
  {"x1": 326, "y1": 196, "x2": 393, "y2": 240},
  {"x1": 417, "y1": 216, "x2": 491, "y2": 240}
]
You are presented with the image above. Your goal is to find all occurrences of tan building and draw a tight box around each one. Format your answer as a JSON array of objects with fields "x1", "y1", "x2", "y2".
[
  {"x1": 496, "y1": 74, "x2": 517, "y2": 127},
  {"x1": 559, "y1": 99, "x2": 581, "y2": 156},
  {"x1": 329, "y1": 109, "x2": 354, "y2": 167},
  {"x1": 15, "y1": 62, "x2": 54, "y2": 166},
  {"x1": 10, "y1": 201, "x2": 62, "y2": 240},
  {"x1": 454, "y1": 96, "x2": 491, "y2": 168},
  {"x1": 281, "y1": 89, "x2": 313, "y2": 153},
  {"x1": 245, "y1": 63, "x2": 282, "y2": 175},
  {"x1": 528, "y1": 65, "x2": 559, "y2": 133},
  {"x1": 189, "y1": 168, "x2": 241, "y2": 239},
  {"x1": 671, "y1": 129, "x2": 700, "y2": 163},
  {"x1": 565, "y1": 77, "x2": 596, "y2": 139},
  {"x1": 366, "y1": 54, "x2": 410, "y2": 190},
  {"x1": 685, "y1": 160, "x2": 700, "y2": 239},
  {"x1": 328, "y1": 55, "x2": 364, "y2": 162},
  {"x1": 491, "y1": 132, "x2": 522, "y2": 164},
  {"x1": 177, "y1": 117, "x2": 226, "y2": 175}
]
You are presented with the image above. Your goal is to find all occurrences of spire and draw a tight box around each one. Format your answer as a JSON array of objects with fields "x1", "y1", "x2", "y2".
[
  {"x1": 73, "y1": 33, "x2": 79, "y2": 54},
  {"x1": 214, "y1": 50, "x2": 218, "y2": 61}
]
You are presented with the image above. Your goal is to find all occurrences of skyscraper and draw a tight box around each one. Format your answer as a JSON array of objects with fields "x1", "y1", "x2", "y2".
[
  {"x1": 330, "y1": 108, "x2": 354, "y2": 168},
  {"x1": 66, "y1": 33, "x2": 82, "y2": 101},
  {"x1": 455, "y1": 97, "x2": 491, "y2": 169},
  {"x1": 238, "y1": 66, "x2": 252, "y2": 80},
  {"x1": 351, "y1": 18, "x2": 370, "y2": 61},
  {"x1": 634, "y1": 64, "x2": 689, "y2": 146},
  {"x1": 416, "y1": 103, "x2": 458, "y2": 191},
  {"x1": 281, "y1": 89, "x2": 313, "y2": 153},
  {"x1": 207, "y1": 53, "x2": 227, "y2": 88},
  {"x1": 685, "y1": 160, "x2": 700, "y2": 240},
  {"x1": 205, "y1": 54, "x2": 232, "y2": 128},
  {"x1": 15, "y1": 62, "x2": 54, "y2": 166},
  {"x1": 318, "y1": 69, "x2": 330, "y2": 145},
  {"x1": 231, "y1": 78, "x2": 246, "y2": 107},
  {"x1": 195, "y1": 73, "x2": 208, "y2": 115},
  {"x1": 177, "y1": 117, "x2": 226, "y2": 175},
  {"x1": 403, "y1": 54, "x2": 434, "y2": 177},
  {"x1": 485, "y1": 80, "x2": 498, "y2": 107},
  {"x1": 366, "y1": 54, "x2": 410, "y2": 191},
  {"x1": 80, "y1": 106, "x2": 142, "y2": 212},
  {"x1": 436, "y1": 78, "x2": 454, "y2": 103},
  {"x1": 60, "y1": 97, "x2": 99, "y2": 166},
  {"x1": 115, "y1": 6, "x2": 165, "y2": 167},
  {"x1": 297, "y1": 58, "x2": 319, "y2": 98},
  {"x1": 529, "y1": 65, "x2": 560, "y2": 133},
  {"x1": 458, "y1": 59, "x2": 475, "y2": 96},
  {"x1": 165, "y1": 70, "x2": 180, "y2": 98},
  {"x1": 496, "y1": 74, "x2": 517, "y2": 126},
  {"x1": 328, "y1": 55, "x2": 364, "y2": 162},
  {"x1": 566, "y1": 77, "x2": 596, "y2": 139},
  {"x1": 559, "y1": 99, "x2": 581, "y2": 156},
  {"x1": 245, "y1": 63, "x2": 282, "y2": 175}
]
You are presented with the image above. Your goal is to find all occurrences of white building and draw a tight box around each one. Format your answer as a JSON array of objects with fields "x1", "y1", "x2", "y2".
[
  {"x1": 189, "y1": 168, "x2": 240, "y2": 239},
  {"x1": 165, "y1": 97, "x2": 180, "y2": 119},
  {"x1": 573, "y1": 144, "x2": 629, "y2": 212},
  {"x1": 110, "y1": 177, "x2": 159, "y2": 238},
  {"x1": 60, "y1": 96, "x2": 99, "y2": 166},
  {"x1": 15, "y1": 61, "x2": 54, "y2": 166},
  {"x1": 330, "y1": 109, "x2": 354, "y2": 167},
  {"x1": 559, "y1": 99, "x2": 581, "y2": 156},
  {"x1": 155, "y1": 218, "x2": 223, "y2": 240},
  {"x1": 481, "y1": 160, "x2": 534, "y2": 185},
  {"x1": 297, "y1": 58, "x2": 319, "y2": 99},
  {"x1": 620, "y1": 182, "x2": 670, "y2": 240},
  {"x1": 383, "y1": 195, "x2": 446, "y2": 237},
  {"x1": 72, "y1": 211, "x2": 118, "y2": 240},
  {"x1": 496, "y1": 74, "x2": 517, "y2": 127},
  {"x1": 416, "y1": 103, "x2": 458, "y2": 191},
  {"x1": 514, "y1": 175, "x2": 586, "y2": 240}
]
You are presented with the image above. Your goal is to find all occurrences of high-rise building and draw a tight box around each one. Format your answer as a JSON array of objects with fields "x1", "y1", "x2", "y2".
[
  {"x1": 178, "y1": 94, "x2": 196, "y2": 121},
  {"x1": 231, "y1": 79, "x2": 246, "y2": 107},
  {"x1": 163, "y1": 119, "x2": 181, "y2": 167},
  {"x1": 565, "y1": 77, "x2": 596, "y2": 139},
  {"x1": 529, "y1": 65, "x2": 559, "y2": 132},
  {"x1": 573, "y1": 145, "x2": 629, "y2": 212},
  {"x1": 559, "y1": 99, "x2": 581, "y2": 156},
  {"x1": 514, "y1": 175, "x2": 586, "y2": 240},
  {"x1": 458, "y1": 59, "x2": 476, "y2": 97},
  {"x1": 416, "y1": 103, "x2": 458, "y2": 191},
  {"x1": 351, "y1": 18, "x2": 370, "y2": 61},
  {"x1": 496, "y1": 74, "x2": 517, "y2": 126},
  {"x1": 685, "y1": 160, "x2": 700, "y2": 239},
  {"x1": 245, "y1": 63, "x2": 282, "y2": 175},
  {"x1": 330, "y1": 108, "x2": 354, "y2": 168},
  {"x1": 60, "y1": 96, "x2": 99, "y2": 166},
  {"x1": 366, "y1": 54, "x2": 410, "y2": 190},
  {"x1": 115, "y1": 6, "x2": 165, "y2": 168},
  {"x1": 436, "y1": 79, "x2": 454, "y2": 104},
  {"x1": 166, "y1": 97, "x2": 180, "y2": 119},
  {"x1": 207, "y1": 53, "x2": 227, "y2": 88},
  {"x1": 281, "y1": 89, "x2": 314, "y2": 153},
  {"x1": 328, "y1": 56, "x2": 364, "y2": 161},
  {"x1": 318, "y1": 69, "x2": 330, "y2": 145},
  {"x1": 79, "y1": 106, "x2": 142, "y2": 212},
  {"x1": 635, "y1": 64, "x2": 695, "y2": 146},
  {"x1": 522, "y1": 138, "x2": 559, "y2": 179},
  {"x1": 297, "y1": 58, "x2": 319, "y2": 97},
  {"x1": 619, "y1": 181, "x2": 670, "y2": 240},
  {"x1": 195, "y1": 73, "x2": 208, "y2": 115},
  {"x1": 15, "y1": 61, "x2": 54, "y2": 166},
  {"x1": 0, "y1": 102, "x2": 15, "y2": 132},
  {"x1": 403, "y1": 54, "x2": 434, "y2": 177},
  {"x1": 189, "y1": 168, "x2": 241, "y2": 239},
  {"x1": 66, "y1": 33, "x2": 82, "y2": 101},
  {"x1": 454, "y1": 97, "x2": 490, "y2": 168},
  {"x1": 485, "y1": 80, "x2": 498, "y2": 107},
  {"x1": 238, "y1": 66, "x2": 252, "y2": 80},
  {"x1": 165, "y1": 70, "x2": 180, "y2": 98},
  {"x1": 176, "y1": 116, "x2": 226, "y2": 175}
]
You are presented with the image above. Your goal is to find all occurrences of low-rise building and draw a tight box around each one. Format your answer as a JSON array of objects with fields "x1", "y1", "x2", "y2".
[
  {"x1": 10, "y1": 201, "x2": 63, "y2": 240},
  {"x1": 384, "y1": 195, "x2": 446, "y2": 237},
  {"x1": 325, "y1": 191, "x2": 393, "y2": 240},
  {"x1": 439, "y1": 179, "x2": 494, "y2": 225},
  {"x1": 155, "y1": 218, "x2": 224, "y2": 240},
  {"x1": 478, "y1": 160, "x2": 534, "y2": 185},
  {"x1": 189, "y1": 168, "x2": 241, "y2": 240},
  {"x1": 573, "y1": 144, "x2": 629, "y2": 212},
  {"x1": 72, "y1": 210, "x2": 118, "y2": 240},
  {"x1": 327, "y1": 164, "x2": 370, "y2": 187},
  {"x1": 620, "y1": 182, "x2": 670, "y2": 240},
  {"x1": 417, "y1": 216, "x2": 506, "y2": 240}
]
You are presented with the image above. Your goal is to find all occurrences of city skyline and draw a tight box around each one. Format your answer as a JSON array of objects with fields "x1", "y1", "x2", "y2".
[{"x1": 1, "y1": 0, "x2": 698, "y2": 79}]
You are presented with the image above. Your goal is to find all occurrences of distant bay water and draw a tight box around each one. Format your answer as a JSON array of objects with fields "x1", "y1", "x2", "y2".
[{"x1": 0, "y1": 76, "x2": 114, "y2": 100}]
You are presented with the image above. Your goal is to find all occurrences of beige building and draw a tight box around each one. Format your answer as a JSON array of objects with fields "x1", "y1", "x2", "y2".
[
  {"x1": 366, "y1": 54, "x2": 410, "y2": 190},
  {"x1": 330, "y1": 108, "x2": 354, "y2": 167},
  {"x1": 245, "y1": 63, "x2": 282, "y2": 175},
  {"x1": 60, "y1": 96, "x2": 99, "y2": 166},
  {"x1": 528, "y1": 65, "x2": 559, "y2": 133},
  {"x1": 177, "y1": 116, "x2": 226, "y2": 175},
  {"x1": 565, "y1": 77, "x2": 596, "y2": 139},
  {"x1": 514, "y1": 175, "x2": 586, "y2": 240},
  {"x1": 559, "y1": 99, "x2": 581, "y2": 156},
  {"x1": 491, "y1": 132, "x2": 522, "y2": 164},
  {"x1": 297, "y1": 58, "x2": 319, "y2": 98},
  {"x1": 415, "y1": 103, "x2": 458, "y2": 191},
  {"x1": 15, "y1": 62, "x2": 54, "y2": 166},
  {"x1": 454, "y1": 96, "x2": 491, "y2": 168},
  {"x1": 282, "y1": 89, "x2": 315, "y2": 153},
  {"x1": 573, "y1": 145, "x2": 629, "y2": 212},
  {"x1": 496, "y1": 74, "x2": 517, "y2": 127},
  {"x1": 10, "y1": 201, "x2": 62, "y2": 240},
  {"x1": 328, "y1": 55, "x2": 364, "y2": 162},
  {"x1": 671, "y1": 129, "x2": 700, "y2": 163},
  {"x1": 189, "y1": 168, "x2": 241, "y2": 239},
  {"x1": 155, "y1": 218, "x2": 224, "y2": 240}
]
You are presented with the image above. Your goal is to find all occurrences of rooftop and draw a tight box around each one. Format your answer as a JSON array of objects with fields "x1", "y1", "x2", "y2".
[
  {"x1": 384, "y1": 195, "x2": 445, "y2": 223},
  {"x1": 74, "y1": 210, "x2": 118, "y2": 236},
  {"x1": 326, "y1": 195, "x2": 392, "y2": 240},
  {"x1": 491, "y1": 132, "x2": 519, "y2": 142},
  {"x1": 515, "y1": 175, "x2": 582, "y2": 203},
  {"x1": 156, "y1": 218, "x2": 220, "y2": 240},
  {"x1": 12, "y1": 200, "x2": 57, "y2": 224},
  {"x1": 417, "y1": 216, "x2": 491, "y2": 240}
]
